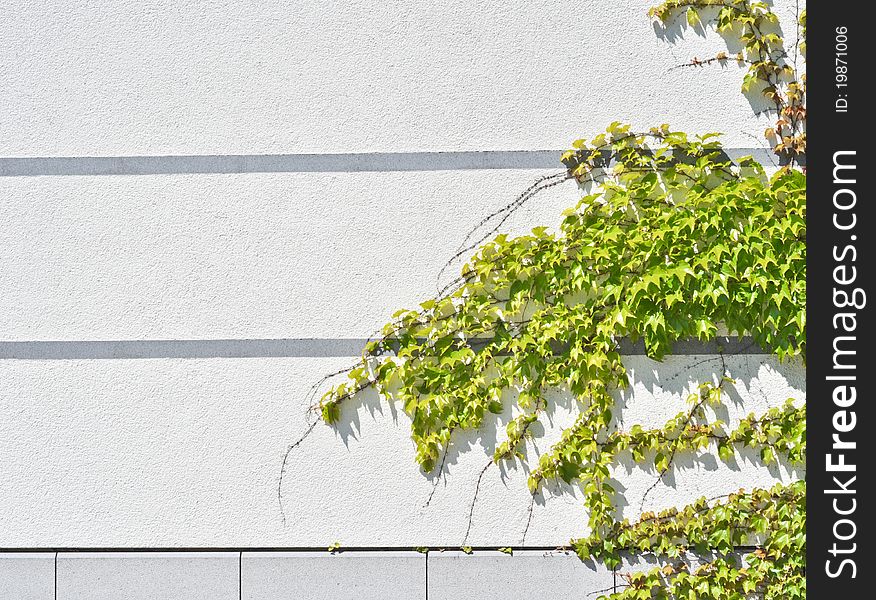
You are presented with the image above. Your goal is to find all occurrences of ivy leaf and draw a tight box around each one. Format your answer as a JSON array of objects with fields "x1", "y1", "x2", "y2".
[
  {"x1": 718, "y1": 442, "x2": 734, "y2": 462},
  {"x1": 655, "y1": 452, "x2": 669, "y2": 472}
]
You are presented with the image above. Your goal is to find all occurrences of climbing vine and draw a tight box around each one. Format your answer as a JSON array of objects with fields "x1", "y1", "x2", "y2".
[
  {"x1": 650, "y1": 0, "x2": 806, "y2": 161},
  {"x1": 300, "y1": 2, "x2": 806, "y2": 598}
]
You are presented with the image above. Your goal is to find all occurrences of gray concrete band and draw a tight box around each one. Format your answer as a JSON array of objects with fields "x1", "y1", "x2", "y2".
[
  {"x1": 0, "y1": 149, "x2": 774, "y2": 176},
  {"x1": 0, "y1": 337, "x2": 763, "y2": 360}
]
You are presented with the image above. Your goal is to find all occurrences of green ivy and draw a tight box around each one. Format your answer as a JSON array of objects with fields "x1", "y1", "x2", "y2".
[
  {"x1": 650, "y1": 0, "x2": 806, "y2": 160},
  {"x1": 313, "y1": 2, "x2": 806, "y2": 598}
]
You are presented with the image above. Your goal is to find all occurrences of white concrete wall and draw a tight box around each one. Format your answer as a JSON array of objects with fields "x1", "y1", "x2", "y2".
[
  {"x1": 1, "y1": 0, "x2": 804, "y2": 549},
  {"x1": 1, "y1": 0, "x2": 802, "y2": 155}
]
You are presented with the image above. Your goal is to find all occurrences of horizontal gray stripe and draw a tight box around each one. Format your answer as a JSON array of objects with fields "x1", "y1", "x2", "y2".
[
  {"x1": 0, "y1": 148, "x2": 774, "y2": 177},
  {"x1": 0, "y1": 339, "x2": 368, "y2": 359},
  {"x1": 0, "y1": 151, "x2": 563, "y2": 176},
  {"x1": 0, "y1": 545, "x2": 764, "y2": 552},
  {"x1": 0, "y1": 337, "x2": 763, "y2": 359}
]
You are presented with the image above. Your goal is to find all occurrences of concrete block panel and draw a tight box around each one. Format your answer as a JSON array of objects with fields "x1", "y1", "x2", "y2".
[
  {"x1": 428, "y1": 550, "x2": 613, "y2": 600},
  {"x1": 56, "y1": 552, "x2": 238, "y2": 600},
  {"x1": 0, "y1": 553, "x2": 54, "y2": 600},
  {"x1": 241, "y1": 551, "x2": 425, "y2": 600}
]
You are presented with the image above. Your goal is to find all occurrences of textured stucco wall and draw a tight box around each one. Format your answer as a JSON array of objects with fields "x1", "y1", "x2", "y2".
[
  {"x1": 1, "y1": 0, "x2": 802, "y2": 155},
  {"x1": 1, "y1": 0, "x2": 804, "y2": 548}
]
